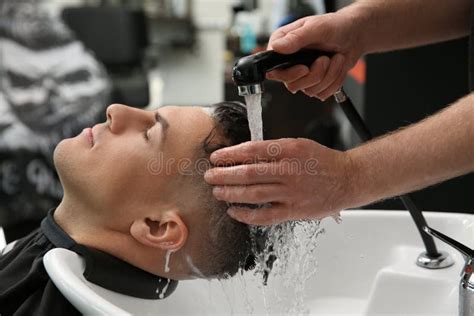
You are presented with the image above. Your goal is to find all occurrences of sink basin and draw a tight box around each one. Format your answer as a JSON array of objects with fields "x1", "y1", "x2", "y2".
[
  {"x1": 306, "y1": 210, "x2": 472, "y2": 315},
  {"x1": 49, "y1": 210, "x2": 474, "y2": 315}
]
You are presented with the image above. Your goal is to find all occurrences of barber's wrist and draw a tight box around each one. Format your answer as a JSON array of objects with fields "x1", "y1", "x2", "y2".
[
  {"x1": 337, "y1": 1, "x2": 374, "y2": 56},
  {"x1": 332, "y1": 150, "x2": 366, "y2": 212},
  {"x1": 343, "y1": 147, "x2": 380, "y2": 209}
]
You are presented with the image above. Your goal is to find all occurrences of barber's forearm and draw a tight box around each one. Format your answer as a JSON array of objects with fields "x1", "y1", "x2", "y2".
[
  {"x1": 340, "y1": 0, "x2": 472, "y2": 54},
  {"x1": 346, "y1": 93, "x2": 474, "y2": 208}
]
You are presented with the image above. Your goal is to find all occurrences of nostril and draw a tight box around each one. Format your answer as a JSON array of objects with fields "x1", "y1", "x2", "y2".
[
  {"x1": 105, "y1": 104, "x2": 129, "y2": 134},
  {"x1": 105, "y1": 104, "x2": 116, "y2": 124}
]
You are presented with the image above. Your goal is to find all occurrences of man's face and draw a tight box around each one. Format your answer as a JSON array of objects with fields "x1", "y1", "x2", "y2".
[{"x1": 54, "y1": 104, "x2": 215, "y2": 225}]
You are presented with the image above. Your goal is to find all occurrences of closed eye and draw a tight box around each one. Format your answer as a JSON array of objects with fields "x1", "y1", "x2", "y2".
[
  {"x1": 143, "y1": 127, "x2": 150, "y2": 141},
  {"x1": 144, "y1": 110, "x2": 168, "y2": 144},
  {"x1": 143, "y1": 112, "x2": 159, "y2": 141}
]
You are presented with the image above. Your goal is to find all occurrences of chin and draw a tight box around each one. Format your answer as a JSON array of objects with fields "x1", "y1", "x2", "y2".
[
  {"x1": 53, "y1": 137, "x2": 82, "y2": 189},
  {"x1": 53, "y1": 138, "x2": 72, "y2": 170},
  {"x1": 53, "y1": 136, "x2": 100, "y2": 205}
]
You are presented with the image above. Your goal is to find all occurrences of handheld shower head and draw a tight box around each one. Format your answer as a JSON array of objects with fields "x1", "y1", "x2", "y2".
[{"x1": 232, "y1": 49, "x2": 330, "y2": 96}]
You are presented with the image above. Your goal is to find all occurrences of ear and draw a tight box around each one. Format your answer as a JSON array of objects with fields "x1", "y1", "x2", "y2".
[{"x1": 130, "y1": 211, "x2": 188, "y2": 251}]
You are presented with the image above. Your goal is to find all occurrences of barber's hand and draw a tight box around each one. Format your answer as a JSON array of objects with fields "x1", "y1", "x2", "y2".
[
  {"x1": 267, "y1": 12, "x2": 364, "y2": 100},
  {"x1": 204, "y1": 138, "x2": 355, "y2": 225}
]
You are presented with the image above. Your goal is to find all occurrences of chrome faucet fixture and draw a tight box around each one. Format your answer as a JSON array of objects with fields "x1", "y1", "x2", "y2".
[{"x1": 424, "y1": 226, "x2": 474, "y2": 316}]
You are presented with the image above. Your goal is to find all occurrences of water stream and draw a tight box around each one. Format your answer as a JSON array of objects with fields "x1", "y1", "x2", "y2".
[
  {"x1": 243, "y1": 93, "x2": 326, "y2": 314},
  {"x1": 244, "y1": 94, "x2": 263, "y2": 141}
]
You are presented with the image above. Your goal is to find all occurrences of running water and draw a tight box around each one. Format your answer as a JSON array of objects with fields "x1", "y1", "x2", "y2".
[
  {"x1": 244, "y1": 94, "x2": 263, "y2": 141},
  {"x1": 243, "y1": 92, "x2": 326, "y2": 314}
]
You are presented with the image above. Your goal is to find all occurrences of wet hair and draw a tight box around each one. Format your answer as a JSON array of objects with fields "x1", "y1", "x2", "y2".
[{"x1": 186, "y1": 101, "x2": 255, "y2": 278}]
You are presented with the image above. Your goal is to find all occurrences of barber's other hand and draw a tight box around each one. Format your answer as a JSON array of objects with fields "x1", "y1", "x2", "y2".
[
  {"x1": 267, "y1": 12, "x2": 364, "y2": 101},
  {"x1": 204, "y1": 139, "x2": 355, "y2": 225}
]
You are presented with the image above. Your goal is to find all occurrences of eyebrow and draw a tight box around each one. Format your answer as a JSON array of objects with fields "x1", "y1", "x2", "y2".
[{"x1": 155, "y1": 110, "x2": 169, "y2": 145}]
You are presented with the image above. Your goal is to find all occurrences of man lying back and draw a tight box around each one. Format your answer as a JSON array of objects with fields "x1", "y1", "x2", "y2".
[{"x1": 0, "y1": 101, "x2": 254, "y2": 315}]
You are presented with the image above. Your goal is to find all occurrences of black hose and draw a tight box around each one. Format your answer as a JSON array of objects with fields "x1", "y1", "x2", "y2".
[{"x1": 336, "y1": 91, "x2": 440, "y2": 258}]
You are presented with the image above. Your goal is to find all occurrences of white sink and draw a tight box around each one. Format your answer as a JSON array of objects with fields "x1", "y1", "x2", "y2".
[
  {"x1": 306, "y1": 210, "x2": 472, "y2": 316},
  {"x1": 50, "y1": 210, "x2": 474, "y2": 315}
]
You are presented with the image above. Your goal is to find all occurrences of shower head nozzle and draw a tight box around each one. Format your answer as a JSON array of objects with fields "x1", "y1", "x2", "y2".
[
  {"x1": 232, "y1": 49, "x2": 330, "y2": 96},
  {"x1": 237, "y1": 84, "x2": 263, "y2": 96}
]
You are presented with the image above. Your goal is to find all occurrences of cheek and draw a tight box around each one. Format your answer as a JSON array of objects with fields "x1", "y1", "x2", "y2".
[
  {"x1": 88, "y1": 145, "x2": 160, "y2": 206},
  {"x1": 56, "y1": 134, "x2": 173, "y2": 209}
]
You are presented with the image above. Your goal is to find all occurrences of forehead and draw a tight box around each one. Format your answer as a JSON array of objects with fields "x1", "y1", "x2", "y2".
[{"x1": 159, "y1": 105, "x2": 215, "y2": 157}]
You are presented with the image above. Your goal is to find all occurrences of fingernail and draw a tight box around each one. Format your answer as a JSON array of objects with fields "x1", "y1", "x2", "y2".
[
  {"x1": 336, "y1": 54, "x2": 345, "y2": 64},
  {"x1": 273, "y1": 38, "x2": 289, "y2": 48},
  {"x1": 210, "y1": 151, "x2": 221, "y2": 161},
  {"x1": 323, "y1": 58, "x2": 330, "y2": 68},
  {"x1": 213, "y1": 186, "x2": 223, "y2": 194},
  {"x1": 204, "y1": 170, "x2": 213, "y2": 180},
  {"x1": 227, "y1": 208, "x2": 245, "y2": 222},
  {"x1": 227, "y1": 208, "x2": 237, "y2": 218}
]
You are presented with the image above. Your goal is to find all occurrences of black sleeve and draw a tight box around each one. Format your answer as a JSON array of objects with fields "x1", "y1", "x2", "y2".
[{"x1": 0, "y1": 230, "x2": 81, "y2": 316}]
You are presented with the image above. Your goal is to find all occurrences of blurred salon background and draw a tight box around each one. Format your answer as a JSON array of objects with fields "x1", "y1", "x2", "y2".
[{"x1": 0, "y1": 0, "x2": 472, "y2": 242}]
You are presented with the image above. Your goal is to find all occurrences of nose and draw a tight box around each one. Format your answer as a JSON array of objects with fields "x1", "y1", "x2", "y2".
[{"x1": 106, "y1": 104, "x2": 154, "y2": 134}]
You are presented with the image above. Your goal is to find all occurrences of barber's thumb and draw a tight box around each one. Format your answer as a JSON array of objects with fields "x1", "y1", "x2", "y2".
[{"x1": 271, "y1": 28, "x2": 308, "y2": 54}]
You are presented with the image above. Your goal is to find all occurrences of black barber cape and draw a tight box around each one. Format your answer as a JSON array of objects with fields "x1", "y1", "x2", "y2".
[{"x1": 0, "y1": 210, "x2": 178, "y2": 315}]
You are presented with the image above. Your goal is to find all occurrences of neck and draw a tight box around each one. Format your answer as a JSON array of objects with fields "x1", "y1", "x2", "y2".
[
  {"x1": 54, "y1": 195, "x2": 193, "y2": 280},
  {"x1": 54, "y1": 195, "x2": 101, "y2": 239}
]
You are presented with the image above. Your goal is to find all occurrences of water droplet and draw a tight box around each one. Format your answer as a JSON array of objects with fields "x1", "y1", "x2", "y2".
[
  {"x1": 164, "y1": 250, "x2": 173, "y2": 273},
  {"x1": 332, "y1": 213, "x2": 342, "y2": 224}
]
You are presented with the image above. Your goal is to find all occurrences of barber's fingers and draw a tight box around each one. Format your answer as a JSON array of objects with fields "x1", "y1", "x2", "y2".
[
  {"x1": 266, "y1": 65, "x2": 309, "y2": 83},
  {"x1": 212, "y1": 184, "x2": 285, "y2": 204},
  {"x1": 210, "y1": 139, "x2": 294, "y2": 165},
  {"x1": 303, "y1": 54, "x2": 345, "y2": 99},
  {"x1": 267, "y1": 17, "x2": 311, "y2": 53},
  {"x1": 317, "y1": 70, "x2": 347, "y2": 101},
  {"x1": 267, "y1": 54, "x2": 345, "y2": 99},
  {"x1": 227, "y1": 204, "x2": 292, "y2": 226},
  {"x1": 266, "y1": 18, "x2": 314, "y2": 83},
  {"x1": 303, "y1": 54, "x2": 344, "y2": 98},
  {"x1": 285, "y1": 56, "x2": 330, "y2": 93},
  {"x1": 205, "y1": 163, "x2": 283, "y2": 185},
  {"x1": 267, "y1": 19, "x2": 307, "y2": 49}
]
